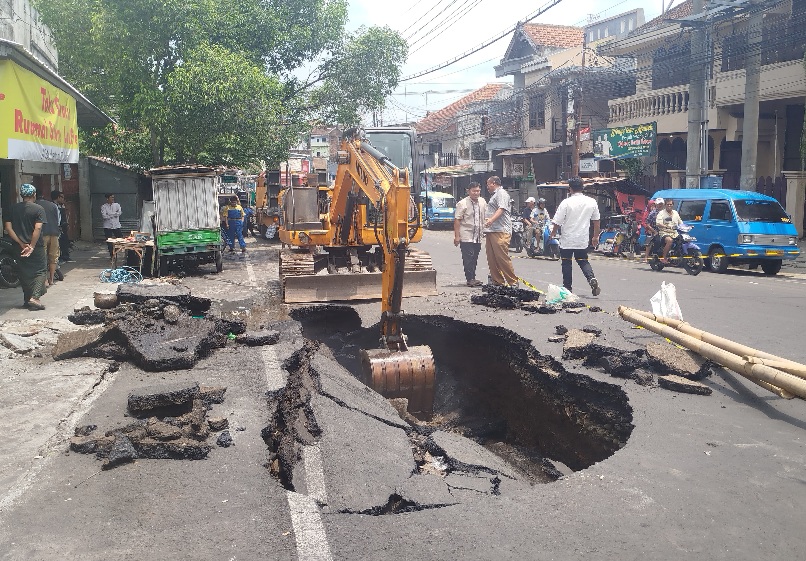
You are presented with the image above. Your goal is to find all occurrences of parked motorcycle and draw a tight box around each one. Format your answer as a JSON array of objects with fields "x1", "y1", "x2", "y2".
[
  {"x1": 647, "y1": 224, "x2": 704, "y2": 276},
  {"x1": 510, "y1": 220, "x2": 524, "y2": 253},
  {"x1": 0, "y1": 237, "x2": 21, "y2": 288}
]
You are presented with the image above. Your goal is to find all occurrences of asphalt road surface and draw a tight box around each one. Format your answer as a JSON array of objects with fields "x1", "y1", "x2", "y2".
[{"x1": 1, "y1": 232, "x2": 805, "y2": 561}]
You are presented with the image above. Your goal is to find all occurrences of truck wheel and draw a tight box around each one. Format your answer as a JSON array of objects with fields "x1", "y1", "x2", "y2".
[
  {"x1": 215, "y1": 250, "x2": 223, "y2": 273},
  {"x1": 708, "y1": 247, "x2": 729, "y2": 273},
  {"x1": 760, "y1": 259, "x2": 782, "y2": 276}
]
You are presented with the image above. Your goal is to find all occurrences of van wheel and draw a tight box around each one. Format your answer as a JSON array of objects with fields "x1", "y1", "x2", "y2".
[
  {"x1": 760, "y1": 259, "x2": 782, "y2": 276},
  {"x1": 708, "y1": 247, "x2": 729, "y2": 273}
]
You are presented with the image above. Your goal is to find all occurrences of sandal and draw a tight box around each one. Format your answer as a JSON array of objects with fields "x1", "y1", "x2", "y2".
[{"x1": 27, "y1": 300, "x2": 45, "y2": 311}]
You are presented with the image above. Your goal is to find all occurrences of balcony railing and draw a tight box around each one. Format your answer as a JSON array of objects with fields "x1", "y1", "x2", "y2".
[{"x1": 608, "y1": 86, "x2": 689, "y2": 124}]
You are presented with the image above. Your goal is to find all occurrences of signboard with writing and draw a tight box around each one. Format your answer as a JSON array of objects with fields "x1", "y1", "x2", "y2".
[
  {"x1": 0, "y1": 60, "x2": 79, "y2": 163},
  {"x1": 593, "y1": 122, "x2": 656, "y2": 159},
  {"x1": 579, "y1": 158, "x2": 597, "y2": 173}
]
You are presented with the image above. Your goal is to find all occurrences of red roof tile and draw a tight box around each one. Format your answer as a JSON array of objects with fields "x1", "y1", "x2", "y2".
[
  {"x1": 521, "y1": 23, "x2": 583, "y2": 49},
  {"x1": 416, "y1": 83, "x2": 507, "y2": 135},
  {"x1": 637, "y1": 0, "x2": 693, "y2": 32}
]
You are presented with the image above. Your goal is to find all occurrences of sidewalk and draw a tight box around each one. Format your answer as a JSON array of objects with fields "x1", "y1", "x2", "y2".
[
  {"x1": 0, "y1": 241, "x2": 115, "y2": 321},
  {"x1": 781, "y1": 238, "x2": 806, "y2": 272}
]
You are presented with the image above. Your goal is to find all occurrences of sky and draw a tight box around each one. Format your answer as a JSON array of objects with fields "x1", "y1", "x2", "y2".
[{"x1": 346, "y1": 0, "x2": 680, "y2": 124}]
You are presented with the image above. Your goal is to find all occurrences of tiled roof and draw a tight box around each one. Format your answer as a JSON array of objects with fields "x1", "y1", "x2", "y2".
[
  {"x1": 635, "y1": 0, "x2": 693, "y2": 33},
  {"x1": 521, "y1": 23, "x2": 583, "y2": 49},
  {"x1": 416, "y1": 83, "x2": 508, "y2": 135}
]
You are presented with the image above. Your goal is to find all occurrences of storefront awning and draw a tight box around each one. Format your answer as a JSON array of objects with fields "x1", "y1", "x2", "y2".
[
  {"x1": 498, "y1": 146, "x2": 558, "y2": 157},
  {"x1": 424, "y1": 164, "x2": 476, "y2": 177}
]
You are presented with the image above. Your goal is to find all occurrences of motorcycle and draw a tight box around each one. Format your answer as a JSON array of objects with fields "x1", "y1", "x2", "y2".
[
  {"x1": 526, "y1": 220, "x2": 560, "y2": 259},
  {"x1": 0, "y1": 237, "x2": 21, "y2": 288},
  {"x1": 509, "y1": 220, "x2": 524, "y2": 253},
  {"x1": 647, "y1": 224, "x2": 704, "y2": 276}
]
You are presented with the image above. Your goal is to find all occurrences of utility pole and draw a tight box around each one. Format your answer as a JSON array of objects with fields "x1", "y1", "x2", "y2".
[
  {"x1": 572, "y1": 35, "x2": 587, "y2": 177},
  {"x1": 740, "y1": 7, "x2": 763, "y2": 191},
  {"x1": 686, "y1": 0, "x2": 706, "y2": 188}
]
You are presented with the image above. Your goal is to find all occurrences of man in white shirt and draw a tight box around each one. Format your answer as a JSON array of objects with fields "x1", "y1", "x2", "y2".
[
  {"x1": 550, "y1": 177, "x2": 601, "y2": 296},
  {"x1": 101, "y1": 193, "x2": 123, "y2": 259},
  {"x1": 655, "y1": 199, "x2": 683, "y2": 264},
  {"x1": 453, "y1": 182, "x2": 487, "y2": 287}
]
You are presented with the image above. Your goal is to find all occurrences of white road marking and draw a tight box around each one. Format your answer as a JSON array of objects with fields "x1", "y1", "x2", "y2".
[
  {"x1": 261, "y1": 346, "x2": 286, "y2": 392},
  {"x1": 302, "y1": 445, "x2": 328, "y2": 505},
  {"x1": 246, "y1": 258, "x2": 257, "y2": 286},
  {"x1": 0, "y1": 366, "x2": 116, "y2": 513},
  {"x1": 286, "y1": 491, "x2": 333, "y2": 561}
]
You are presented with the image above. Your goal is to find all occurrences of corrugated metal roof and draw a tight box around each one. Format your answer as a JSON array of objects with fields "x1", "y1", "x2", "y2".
[
  {"x1": 498, "y1": 146, "x2": 558, "y2": 156},
  {"x1": 424, "y1": 165, "x2": 476, "y2": 176}
]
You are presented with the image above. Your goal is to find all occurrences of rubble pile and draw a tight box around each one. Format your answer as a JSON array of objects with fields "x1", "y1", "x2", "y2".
[
  {"x1": 69, "y1": 382, "x2": 230, "y2": 469},
  {"x1": 55, "y1": 284, "x2": 279, "y2": 371},
  {"x1": 471, "y1": 285, "x2": 601, "y2": 315}
]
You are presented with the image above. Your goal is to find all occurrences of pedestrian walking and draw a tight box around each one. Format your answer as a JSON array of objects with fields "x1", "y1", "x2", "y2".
[
  {"x1": 101, "y1": 193, "x2": 123, "y2": 259},
  {"x1": 453, "y1": 182, "x2": 487, "y2": 287},
  {"x1": 36, "y1": 189, "x2": 61, "y2": 285},
  {"x1": 223, "y1": 196, "x2": 247, "y2": 253},
  {"x1": 550, "y1": 177, "x2": 601, "y2": 296},
  {"x1": 3, "y1": 184, "x2": 47, "y2": 310},
  {"x1": 52, "y1": 190, "x2": 73, "y2": 262},
  {"x1": 483, "y1": 176, "x2": 518, "y2": 287}
]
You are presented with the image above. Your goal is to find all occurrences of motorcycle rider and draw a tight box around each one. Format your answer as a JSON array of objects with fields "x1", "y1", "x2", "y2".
[
  {"x1": 531, "y1": 198, "x2": 551, "y2": 253},
  {"x1": 656, "y1": 199, "x2": 683, "y2": 264},
  {"x1": 643, "y1": 198, "x2": 665, "y2": 261}
]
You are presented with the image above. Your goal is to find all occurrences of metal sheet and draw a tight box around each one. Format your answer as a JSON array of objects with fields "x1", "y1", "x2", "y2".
[
  {"x1": 153, "y1": 175, "x2": 220, "y2": 232},
  {"x1": 282, "y1": 270, "x2": 437, "y2": 303}
]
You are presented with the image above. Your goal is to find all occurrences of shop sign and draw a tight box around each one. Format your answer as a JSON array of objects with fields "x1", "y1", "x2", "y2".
[
  {"x1": 593, "y1": 122, "x2": 656, "y2": 159},
  {"x1": 0, "y1": 60, "x2": 79, "y2": 163},
  {"x1": 579, "y1": 158, "x2": 597, "y2": 172}
]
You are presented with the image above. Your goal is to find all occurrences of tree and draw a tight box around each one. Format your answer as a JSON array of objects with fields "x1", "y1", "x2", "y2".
[{"x1": 34, "y1": 0, "x2": 407, "y2": 169}]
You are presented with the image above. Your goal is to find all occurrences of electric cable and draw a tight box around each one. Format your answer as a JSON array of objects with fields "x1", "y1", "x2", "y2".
[{"x1": 99, "y1": 266, "x2": 144, "y2": 284}]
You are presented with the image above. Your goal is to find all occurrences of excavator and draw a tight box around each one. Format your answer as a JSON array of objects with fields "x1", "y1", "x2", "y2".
[{"x1": 278, "y1": 128, "x2": 437, "y2": 413}]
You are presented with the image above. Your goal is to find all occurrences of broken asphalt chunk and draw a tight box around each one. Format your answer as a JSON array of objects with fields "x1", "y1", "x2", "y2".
[
  {"x1": 116, "y1": 283, "x2": 211, "y2": 313},
  {"x1": 102, "y1": 434, "x2": 138, "y2": 470},
  {"x1": 646, "y1": 341, "x2": 712, "y2": 379},
  {"x1": 127, "y1": 382, "x2": 200, "y2": 415},
  {"x1": 216, "y1": 431, "x2": 234, "y2": 447},
  {"x1": 562, "y1": 329, "x2": 597, "y2": 360},
  {"x1": 238, "y1": 330, "x2": 281, "y2": 347},
  {"x1": 658, "y1": 374, "x2": 712, "y2": 395},
  {"x1": 52, "y1": 325, "x2": 116, "y2": 361}
]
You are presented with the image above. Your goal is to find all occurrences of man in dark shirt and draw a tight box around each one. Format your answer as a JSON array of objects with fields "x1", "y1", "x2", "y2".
[
  {"x1": 52, "y1": 190, "x2": 72, "y2": 262},
  {"x1": 36, "y1": 189, "x2": 62, "y2": 285},
  {"x1": 3, "y1": 183, "x2": 47, "y2": 310}
]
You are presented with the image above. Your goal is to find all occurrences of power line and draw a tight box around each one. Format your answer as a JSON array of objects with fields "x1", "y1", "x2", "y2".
[{"x1": 408, "y1": 0, "x2": 488, "y2": 54}]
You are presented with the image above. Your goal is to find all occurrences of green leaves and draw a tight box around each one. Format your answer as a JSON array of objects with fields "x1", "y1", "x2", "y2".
[{"x1": 35, "y1": 0, "x2": 405, "y2": 168}]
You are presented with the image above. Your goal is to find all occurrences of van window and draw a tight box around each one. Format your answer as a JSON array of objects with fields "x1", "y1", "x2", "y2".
[
  {"x1": 709, "y1": 200, "x2": 733, "y2": 221},
  {"x1": 734, "y1": 199, "x2": 790, "y2": 223},
  {"x1": 679, "y1": 200, "x2": 706, "y2": 222},
  {"x1": 431, "y1": 195, "x2": 456, "y2": 209}
]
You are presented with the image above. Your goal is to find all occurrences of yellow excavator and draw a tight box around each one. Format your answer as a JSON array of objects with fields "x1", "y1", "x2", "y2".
[{"x1": 278, "y1": 128, "x2": 437, "y2": 413}]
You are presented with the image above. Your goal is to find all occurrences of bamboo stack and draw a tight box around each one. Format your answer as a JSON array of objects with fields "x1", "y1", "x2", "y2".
[{"x1": 618, "y1": 307, "x2": 806, "y2": 400}]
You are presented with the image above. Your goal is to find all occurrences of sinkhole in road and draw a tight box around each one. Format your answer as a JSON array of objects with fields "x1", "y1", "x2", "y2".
[{"x1": 291, "y1": 306, "x2": 634, "y2": 481}]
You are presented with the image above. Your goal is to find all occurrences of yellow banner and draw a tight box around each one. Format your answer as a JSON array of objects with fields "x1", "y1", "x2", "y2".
[{"x1": 0, "y1": 60, "x2": 79, "y2": 163}]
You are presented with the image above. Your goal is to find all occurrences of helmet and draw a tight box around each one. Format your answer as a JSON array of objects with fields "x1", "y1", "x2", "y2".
[
  {"x1": 524, "y1": 196, "x2": 536, "y2": 203},
  {"x1": 654, "y1": 197, "x2": 664, "y2": 204},
  {"x1": 538, "y1": 198, "x2": 546, "y2": 204}
]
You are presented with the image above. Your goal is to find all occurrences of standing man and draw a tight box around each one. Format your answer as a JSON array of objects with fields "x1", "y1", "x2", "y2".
[
  {"x1": 3, "y1": 184, "x2": 47, "y2": 310},
  {"x1": 52, "y1": 190, "x2": 72, "y2": 262},
  {"x1": 550, "y1": 177, "x2": 601, "y2": 296},
  {"x1": 36, "y1": 189, "x2": 61, "y2": 285},
  {"x1": 521, "y1": 196, "x2": 537, "y2": 251},
  {"x1": 453, "y1": 182, "x2": 487, "y2": 287},
  {"x1": 101, "y1": 193, "x2": 123, "y2": 259},
  {"x1": 483, "y1": 176, "x2": 518, "y2": 287},
  {"x1": 223, "y1": 196, "x2": 247, "y2": 253}
]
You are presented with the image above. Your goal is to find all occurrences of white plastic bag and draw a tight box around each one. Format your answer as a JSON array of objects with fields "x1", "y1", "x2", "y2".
[
  {"x1": 650, "y1": 281, "x2": 683, "y2": 320},
  {"x1": 546, "y1": 283, "x2": 579, "y2": 305}
]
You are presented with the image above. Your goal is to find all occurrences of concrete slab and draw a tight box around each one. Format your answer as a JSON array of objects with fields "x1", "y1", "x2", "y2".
[
  {"x1": 562, "y1": 329, "x2": 596, "y2": 359},
  {"x1": 52, "y1": 325, "x2": 114, "y2": 361},
  {"x1": 0, "y1": 332, "x2": 39, "y2": 354},
  {"x1": 397, "y1": 474, "x2": 455, "y2": 506},
  {"x1": 311, "y1": 393, "x2": 415, "y2": 512},
  {"x1": 646, "y1": 340, "x2": 710, "y2": 378}
]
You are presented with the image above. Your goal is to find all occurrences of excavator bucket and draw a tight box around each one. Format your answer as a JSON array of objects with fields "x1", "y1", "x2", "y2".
[
  {"x1": 282, "y1": 270, "x2": 437, "y2": 303},
  {"x1": 360, "y1": 345, "x2": 436, "y2": 414}
]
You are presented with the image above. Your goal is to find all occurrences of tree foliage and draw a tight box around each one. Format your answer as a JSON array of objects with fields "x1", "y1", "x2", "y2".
[{"x1": 34, "y1": 0, "x2": 407, "y2": 169}]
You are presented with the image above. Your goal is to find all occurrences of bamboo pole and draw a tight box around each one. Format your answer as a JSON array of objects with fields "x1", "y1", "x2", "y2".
[
  {"x1": 619, "y1": 307, "x2": 803, "y2": 399},
  {"x1": 630, "y1": 309, "x2": 806, "y2": 380}
]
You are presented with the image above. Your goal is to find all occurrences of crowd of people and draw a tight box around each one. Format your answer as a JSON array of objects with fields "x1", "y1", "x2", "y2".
[
  {"x1": 3, "y1": 184, "x2": 73, "y2": 311},
  {"x1": 454, "y1": 177, "x2": 602, "y2": 297}
]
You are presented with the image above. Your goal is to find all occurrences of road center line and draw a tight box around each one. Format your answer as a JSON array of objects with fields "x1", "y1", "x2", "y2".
[
  {"x1": 261, "y1": 346, "x2": 286, "y2": 392},
  {"x1": 285, "y1": 491, "x2": 333, "y2": 561},
  {"x1": 302, "y1": 445, "x2": 328, "y2": 505}
]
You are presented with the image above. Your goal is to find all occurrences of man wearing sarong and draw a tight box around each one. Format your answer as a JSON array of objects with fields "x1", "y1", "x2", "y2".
[{"x1": 3, "y1": 184, "x2": 48, "y2": 310}]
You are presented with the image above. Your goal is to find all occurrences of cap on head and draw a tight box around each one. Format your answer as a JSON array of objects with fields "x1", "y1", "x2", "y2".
[
  {"x1": 538, "y1": 198, "x2": 546, "y2": 203},
  {"x1": 525, "y1": 196, "x2": 536, "y2": 203},
  {"x1": 20, "y1": 183, "x2": 36, "y2": 197},
  {"x1": 654, "y1": 197, "x2": 664, "y2": 204}
]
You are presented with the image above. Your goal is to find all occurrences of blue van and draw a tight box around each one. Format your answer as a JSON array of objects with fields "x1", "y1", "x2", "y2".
[
  {"x1": 420, "y1": 191, "x2": 456, "y2": 229},
  {"x1": 651, "y1": 189, "x2": 800, "y2": 275}
]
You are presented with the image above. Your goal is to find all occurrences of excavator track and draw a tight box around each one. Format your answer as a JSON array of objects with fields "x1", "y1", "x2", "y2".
[
  {"x1": 280, "y1": 248, "x2": 437, "y2": 303},
  {"x1": 360, "y1": 345, "x2": 436, "y2": 414}
]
